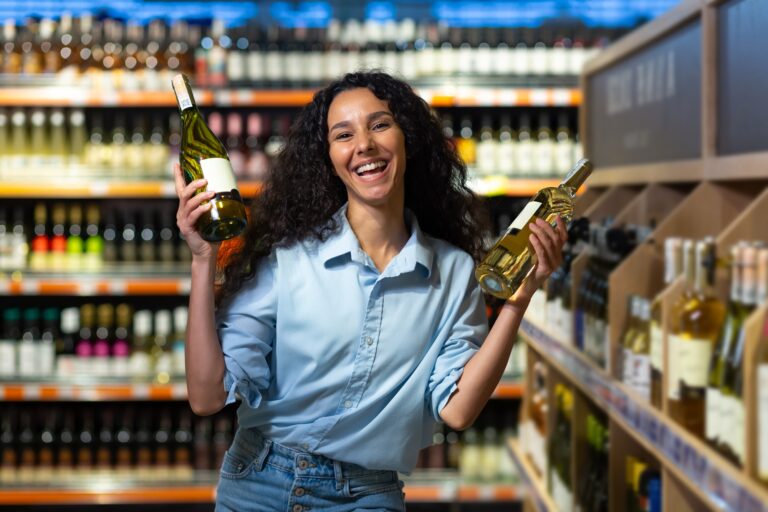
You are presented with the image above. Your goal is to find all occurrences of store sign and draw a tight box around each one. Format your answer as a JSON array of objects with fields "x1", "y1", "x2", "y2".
[
  {"x1": 718, "y1": 0, "x2": 768, "y2": 155},
  {"x1": 586, "y1": 20, "x2": 702, "y2": 167}
]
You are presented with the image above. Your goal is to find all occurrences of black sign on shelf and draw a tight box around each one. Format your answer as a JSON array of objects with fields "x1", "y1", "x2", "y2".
[
  {"x1": 718, "y1": 0, "x2": 768, "y2": 156},
  {"x1": 586, "y1": 20, "x2": 702, "y2": 168}
]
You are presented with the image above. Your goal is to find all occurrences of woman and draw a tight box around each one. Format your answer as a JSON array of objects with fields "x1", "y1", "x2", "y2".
[{"x1": 174, "y1": 71, "x2": 566, "y2": 511}]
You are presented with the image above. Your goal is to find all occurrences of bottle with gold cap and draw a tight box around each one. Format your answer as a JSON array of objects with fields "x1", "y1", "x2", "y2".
[{"x1": 476, "y1": 158, "x2": 593, "y2": 299}]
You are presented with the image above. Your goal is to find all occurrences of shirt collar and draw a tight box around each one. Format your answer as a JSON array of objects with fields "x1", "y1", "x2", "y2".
[{"x1": 319, "y1": 204, "x2": 434, "y2": 278}]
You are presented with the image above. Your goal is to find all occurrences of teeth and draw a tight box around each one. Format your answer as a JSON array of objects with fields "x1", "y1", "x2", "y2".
[{"x1": 355, "y1": 161, "x2": 386, "y2": 174}]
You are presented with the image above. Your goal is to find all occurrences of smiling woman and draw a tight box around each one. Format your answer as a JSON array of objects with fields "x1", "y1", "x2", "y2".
[{"x1": 173, "y1": 71, "x2": 568, "y2": 512}]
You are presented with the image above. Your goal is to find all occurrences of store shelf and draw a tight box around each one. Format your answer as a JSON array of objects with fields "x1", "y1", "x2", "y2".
[
  {"x1": 492, "y1": 380, "x2": 525, "y2": 399},
  {"x1": 506, "y1": 438, "x2": 556, "y2": 512},
  {"x1": 0, "y1": 180, "x2": 264, "y2": 198},
  {"x1": 0, "y1": 380, "x2": 188, "y2": 401},
  {"x1": 0, "y1": 274, "x2": 191, "y2": 295},
  {"x1": 0, "y1": 473, "x2": 519, "y2": 505},
  {"x1": 0, "y1": 87, "x2": 582, "y2": 108},
  {"x1": 469, "y1": 177, "x2": 560, "y2": 197},
  {"x1": 518, "y1": 317, "x2": 768, "y2": 512},
  {"x1": 1, "y1": 379, "x2": 520, "y2": 402},
  {"x1": 0, "y1": 177, "x2": 546, "y2": 198}
]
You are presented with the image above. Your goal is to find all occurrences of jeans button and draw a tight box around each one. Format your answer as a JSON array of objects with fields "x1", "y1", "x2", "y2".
[
  {"x1": 298, "y1": 460, "x2": 309, "y2": 469},
  {"x1": 294, "y1": 487, "x2": 305, "y2": 497},
  {"x1": 293, "y1": 505, "x2": 302, "y2": 512}
]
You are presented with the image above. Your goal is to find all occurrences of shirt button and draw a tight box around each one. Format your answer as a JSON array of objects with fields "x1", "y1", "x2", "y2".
[
  {"x1": 365, "y1": 336, "x2": 374, "y2": 346},
  {"x1": 344, "y1": 400, "x2": 353, "y2": 409},
  {"x1": 294, "y1": 487, "x2": 306, "y2": 497},
  {"x1": 298, "y1": 460, "x2": 309, "y2": 469},
  {"x1": 293, "y1": 505, "x2": 303, "y2": 512}
]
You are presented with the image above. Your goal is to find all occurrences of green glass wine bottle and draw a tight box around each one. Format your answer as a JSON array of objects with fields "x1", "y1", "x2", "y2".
[{"x1": 171, "y1": 74, "x2": 247, "y2": 241}]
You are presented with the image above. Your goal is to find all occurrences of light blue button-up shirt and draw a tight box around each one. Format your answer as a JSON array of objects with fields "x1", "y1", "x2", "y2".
[{"x1": 217, "y1": 204, "x2": 488, "y2": 473}]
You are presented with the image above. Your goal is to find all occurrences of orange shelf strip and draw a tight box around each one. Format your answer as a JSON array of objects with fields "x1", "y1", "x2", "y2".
[
  {"x1": 493, "y1": 382, "x2": 524, "y2": 398},
  {"x1": 0, "y1": 487, "x2": 216, "y2": 505},
  {"x1": 124, "y1": 280, "x2": 182, "y2": 295}
]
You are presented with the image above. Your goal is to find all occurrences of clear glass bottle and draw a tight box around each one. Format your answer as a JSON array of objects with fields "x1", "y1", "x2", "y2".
[{"x1": 476, "y1": 159, "x2": 593, "y2": 299}]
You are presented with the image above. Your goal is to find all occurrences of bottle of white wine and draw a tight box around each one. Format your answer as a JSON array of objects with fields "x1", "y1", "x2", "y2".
[
  {"x1": 171, "y1": 74, "x2": 247, "y2": 241},
  {"x1": 476, "y1": 158, "x2": 593, "y2": 299}
]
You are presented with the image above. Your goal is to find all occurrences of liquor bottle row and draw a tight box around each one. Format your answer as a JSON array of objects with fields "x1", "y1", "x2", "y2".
[
  {"x1": 0, "y1": 403, "x2": 235, "y2": 484},
  {"x1": 521, "y1": 361, "x2": 662, "y2": 511},
  {"x1": 0, "y1": 302, "x2": 188, "y2": 380},
  {"x1": 0, "y1": 107, "x2": 289, "y2": 180},
  {"x1": 0, "y1": 15, "x2": 617, "y2": 90},
  {"x1": 414, "y1": 411, "x2": 518, "y2": 484},
  {"x1": 445, "y1": 109, "x2": 581, "y2": 178},
  {"x1": 620, "y1": 239, "x2": 768, "y2": 470},
  {"x1": 529, "y1": 220, "x2": 768, "y2": 488},
  {"x1": 548, "y1": 383, "x2": 574, "y2": 511},
  {"x1": 0, "y1": 202, "x2": 193, "y2": 272},
  {"x1": 536, "y1": 217, "x2": 651, "y2": 361},
  {"x1": 577, "y1": 413, "x2": 609, "y2": 512}
]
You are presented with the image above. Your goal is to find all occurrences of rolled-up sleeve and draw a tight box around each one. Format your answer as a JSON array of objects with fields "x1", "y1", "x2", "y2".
[
  {"x1": 217, "y1": 252, "x2": 277, "y2": 408},
  {"x1": 426, "y1": 266, "x2": 488, "y2": 421}
]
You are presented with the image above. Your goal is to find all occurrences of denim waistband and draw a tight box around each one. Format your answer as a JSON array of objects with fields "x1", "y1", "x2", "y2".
[{"x1": 230, "y1": 427, "x2": 396, "y2": 482}]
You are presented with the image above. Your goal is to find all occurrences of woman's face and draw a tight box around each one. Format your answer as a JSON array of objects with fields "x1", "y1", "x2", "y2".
[{"x1": 327, "y1": 87, "x2": 407, "y2": 211}]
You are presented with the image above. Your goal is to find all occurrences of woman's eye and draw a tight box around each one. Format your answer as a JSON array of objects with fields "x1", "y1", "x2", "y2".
[
  {"x1": 372, "y1": 122, "x2": 390, "y2": 130},
  {"x1": 334, "y1": 132, "x2": 351, "y2": 140}
]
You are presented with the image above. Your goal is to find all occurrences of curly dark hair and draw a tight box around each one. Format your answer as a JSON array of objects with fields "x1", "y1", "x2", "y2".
[{"x1": 217, "y1": 71, "x2": 490, "y2": 305}]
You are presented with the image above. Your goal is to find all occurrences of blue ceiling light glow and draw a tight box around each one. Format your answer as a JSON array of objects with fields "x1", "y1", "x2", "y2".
[
  {"x1": 434, "y1": 1, "x2": 559, "y2": 27},
  {"x1": 366, "y1": 2, "x2": 396, "y2": 21},
  {"x1": 270, "y1": 1, "x2": 332, "y2": 28}
]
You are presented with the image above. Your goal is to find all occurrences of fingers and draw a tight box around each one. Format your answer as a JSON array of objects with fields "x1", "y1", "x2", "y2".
[{"x1": 529, "y1": 217, "x2": 565, "y2": 271}]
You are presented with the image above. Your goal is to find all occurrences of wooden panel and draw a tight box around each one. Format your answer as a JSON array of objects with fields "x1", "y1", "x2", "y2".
[
  {"x1": 589, "y1": 160, "x2": 704, "y2": 186},
  {"x1": 717, "y1": 0, "x2": 768, "y2": 155},
  {"x1": 585, "y1": 19, "x2": 702, "y2": 167},
  {"x1": 742, "y1": 304, "x2": 767, "y2": 480}
]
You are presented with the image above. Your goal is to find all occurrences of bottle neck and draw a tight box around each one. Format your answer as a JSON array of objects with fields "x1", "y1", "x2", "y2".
[
  {"x1": 171, "y1": 74, "x2": 196, "y2": 113},
  {"x1": 559, "y1": 158, "x2": 593, "y2": 195}
]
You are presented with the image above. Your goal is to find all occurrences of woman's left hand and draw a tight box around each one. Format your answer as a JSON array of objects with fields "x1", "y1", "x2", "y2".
[{"x1": 511, "y1": 216, "x2": 568, "y2": 304}]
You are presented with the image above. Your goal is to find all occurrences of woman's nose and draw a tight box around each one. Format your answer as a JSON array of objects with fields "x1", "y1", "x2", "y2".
[{"x1": 355, "y1": 132, "x2": 374, "y2": 153}]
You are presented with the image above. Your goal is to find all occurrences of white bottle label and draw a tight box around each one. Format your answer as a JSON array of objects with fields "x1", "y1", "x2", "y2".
[
  {"x1": 37, "y1": 341, "x2": 55, "y2": 377},
  {"x1": 535, "y1": 139, "x2": 554, "y2": 176},
  {"x1": 0, "y1": 340, "x2": 16, "y2": 376},
  {"x1": 633, "y1": 354, "x2": 651, "y2": 402},
  {"x1": 516, "y1": 140, "x2": 534, "y2": 175},
  {"x1": 496, "y1": 140, "x2": 516, "y2": 176},
  {"x1": 732, "y1": 398, "x2": 745, "y2": 463},
  {"x1": 171, "y1": 75, "x2": 192, "y2": 110},
  {"x1": 705, "y1": 387, "x2": 723, "y2": 443},
  {"x1": 17, "y1": 341, "x2": 37, "y2": 377},
  {"x1": 129, "y1": 352, "x2": 152, "y2": 377},
  {"x1": 508, "y1": 201, "x2": 542, "y2": 232},
  {"x1": 200, "y1": 158, "x2": 239, "y2": 193},
  {"x1": 476, "y1": 140, "x2": 497, "y2": 175},
  {"x1": 649, "y1": 322, "x2": 663, "y2": 370},
  {"x1": 758, "y1": 364, "x2": 768, "y2": 480},
  {"x1": 623, "y1": 347, "x2": 634, "y2": 386},
  {"x1": 247, "y1": 52, "x2": 265, "y2": 82},
  {"x1": 667, "y1": 335, "x2": 712, "y2": 399}
]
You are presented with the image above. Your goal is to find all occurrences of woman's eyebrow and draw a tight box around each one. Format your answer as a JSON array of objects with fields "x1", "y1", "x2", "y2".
[{"x1": 329, "y1": 111, "x2": 393, "y2": 133}]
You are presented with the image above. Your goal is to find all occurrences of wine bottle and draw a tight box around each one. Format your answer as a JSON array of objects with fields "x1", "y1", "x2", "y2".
[
  {"x1": 705, "y1": 244, "x2": 745, "y2": 453},
  {"x1": 476, "y1": 158, "x2": 593, "y2": 299},
  {"x1": 757, "y1": 310, "x2": 768, "y2": 485},
  {"x1": 650, "y1": 237, "x2": 683, "y2": 409},
  {"x1": 171, "y1": 74, "x2": 246, "y2": 242},
  {"x1": 668, "y1": 238, "x2": 726, "y2": 437}
]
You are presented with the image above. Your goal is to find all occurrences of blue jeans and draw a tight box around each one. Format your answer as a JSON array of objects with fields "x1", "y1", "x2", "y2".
[{"x1": 215, "y1": 427, "x2": 406, "y2": 511}]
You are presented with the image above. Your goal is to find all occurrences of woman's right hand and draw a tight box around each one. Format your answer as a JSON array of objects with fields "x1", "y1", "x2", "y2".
[{"x1": 173, "y1": 162, "x2": 219, "y2": 260}]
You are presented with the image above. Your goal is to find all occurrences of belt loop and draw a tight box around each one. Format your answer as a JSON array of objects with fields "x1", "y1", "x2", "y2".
[
  {"x1": 254, "y1": 438, "x2": 272, "y2": 471},
  {"x1": 333, "y1": 460, "x2": 344, "y2": 484}
]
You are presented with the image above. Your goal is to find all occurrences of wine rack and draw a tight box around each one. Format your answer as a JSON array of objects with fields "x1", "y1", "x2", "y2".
[{"x1": 509, "y1": 1, "x2": 768, "y2": 510}]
